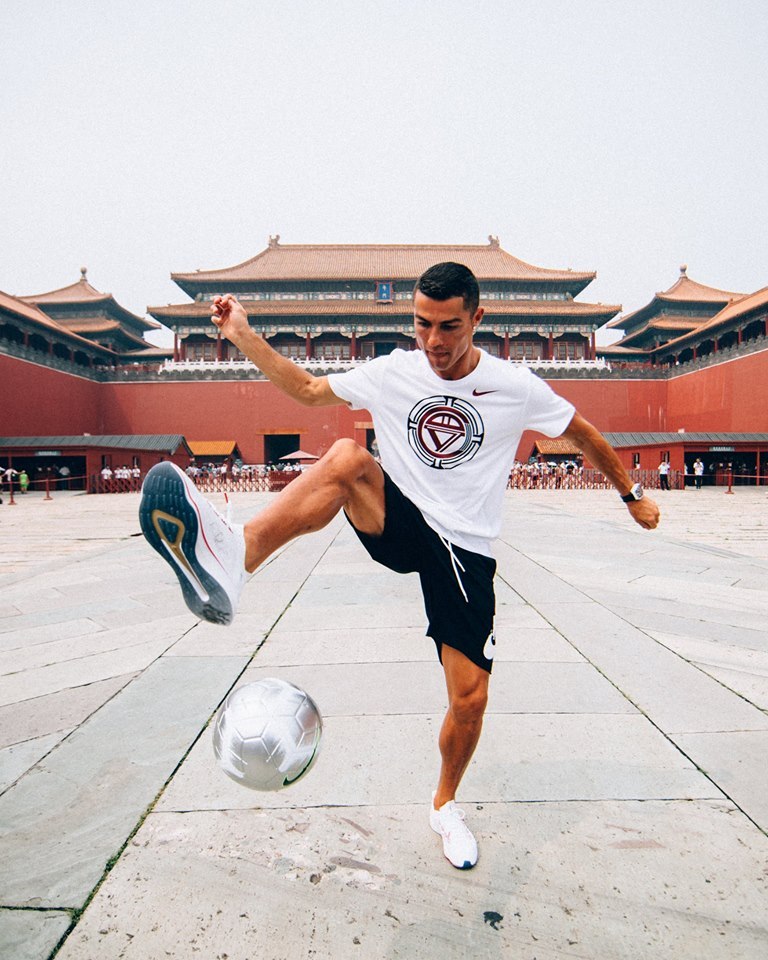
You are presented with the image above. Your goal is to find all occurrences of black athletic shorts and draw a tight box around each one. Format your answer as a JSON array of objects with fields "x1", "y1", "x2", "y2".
[{"x1": 349, "y1": 470, "x2": 497, "y2": 673}]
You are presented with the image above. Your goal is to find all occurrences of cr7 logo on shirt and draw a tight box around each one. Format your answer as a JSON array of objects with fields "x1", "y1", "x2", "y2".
[{"x1": 407, "y1": 396, "x2": 484, "y2": 469}]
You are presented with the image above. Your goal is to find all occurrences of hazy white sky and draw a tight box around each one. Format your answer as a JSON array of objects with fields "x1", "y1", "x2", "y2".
[{"x1": 2, "y1": 0, "x2": 766, "y2": 346}]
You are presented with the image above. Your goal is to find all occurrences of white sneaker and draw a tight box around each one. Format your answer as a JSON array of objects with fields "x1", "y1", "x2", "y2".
[
  {"x1": 139, "y1": 462, "x2": 247, "y2": 625},
  {"x1": 430, "y1": 793, "x2": 478, "y2": 869}
]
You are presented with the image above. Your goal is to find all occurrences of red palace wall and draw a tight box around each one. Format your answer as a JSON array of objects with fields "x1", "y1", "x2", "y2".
[
  {"x1": 665, "y1": 349, "x2": 768, "y2": 432},
  {"x1": 541, "y1": 377, "x2": 670, "y2": 432},
  {"x1": 100, "y1": 380, "x2": 365, "y2": 463},
  {"x1": 4, "y1": 349, "x2": 767, "y2": 459},
  {"x1": 0, "y1": 354, "x2": 103, "y2": 436},
  {"x1": 101, "y1": 374, "x2": 672, "y2": 464}
]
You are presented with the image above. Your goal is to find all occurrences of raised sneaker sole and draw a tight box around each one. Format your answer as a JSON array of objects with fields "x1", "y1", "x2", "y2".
[{"x1": 139, "y1": 462, "x2": 236, "y2": 625}]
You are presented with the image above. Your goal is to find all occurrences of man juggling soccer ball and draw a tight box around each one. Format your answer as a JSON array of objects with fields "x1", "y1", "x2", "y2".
[{"x1": 140, "y1": 262, "x2": 659, "y2": 870}]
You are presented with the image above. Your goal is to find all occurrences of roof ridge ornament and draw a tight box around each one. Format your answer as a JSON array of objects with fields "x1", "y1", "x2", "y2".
[
  {"x1": 488, "y1": 235, "x2": 500, "y2": 248},
  {"x1": 80, "y1": 266, "x2": 87, "y2": 280},
  {"x1": 680, "y1": 264, "x2": 688, "y2": 276},
  {"x1": 268, "y1": 234, "x2": 281, "y2": 248}
]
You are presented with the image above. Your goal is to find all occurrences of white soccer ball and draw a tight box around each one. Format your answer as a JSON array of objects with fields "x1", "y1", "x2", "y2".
[{"x1": 213, "y1": 678, "x2": 323, "y2": 791}]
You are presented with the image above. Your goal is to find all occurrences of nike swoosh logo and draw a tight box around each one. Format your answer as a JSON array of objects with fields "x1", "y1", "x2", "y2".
[
  {"x1": 483, "y1": 632, "x2": 496, "y2": 661},
  {"x1": 152, "y1": 509, "x2": 210, "y2": 602},
  {"x1": 472, "y1": 389, "x2": 498, "y2": 397},
  {"x1": 283, "y1": 739, "x2": 321, "y2": 786}
]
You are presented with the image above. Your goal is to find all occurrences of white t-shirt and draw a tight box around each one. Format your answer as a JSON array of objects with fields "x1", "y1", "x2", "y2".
[{"x1": 328, "y1": 349, "x2": 575, "y2": 556}]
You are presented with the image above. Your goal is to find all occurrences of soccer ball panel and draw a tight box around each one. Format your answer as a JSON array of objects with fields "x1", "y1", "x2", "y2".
[{"x1": 213, "y1": 678, "x2": 322, "y2": 791}]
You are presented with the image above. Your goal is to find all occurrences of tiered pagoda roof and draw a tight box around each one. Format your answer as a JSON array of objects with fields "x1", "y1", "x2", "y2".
[
  {"x1": 171, "y1": 235, "x2": 597, "y2": 297},
  {"x1": 605, "y1": 266, "x2": 743, "y2": 350},
  {"x1": 652, "y1": 285, "x2": 768, "y2": 355},
  {"x1": 152, "y1": 238, "x2": 620, "y2": 346},
  {"x1": 21, "y1": 269, "x2": 159, "y2": 352},
  {"x1": 0, "y1": 288, "x2": 112, "y2": 356}
]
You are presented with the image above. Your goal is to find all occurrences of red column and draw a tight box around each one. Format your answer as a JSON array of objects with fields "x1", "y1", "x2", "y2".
[
  {"x1": 305, "y1": 332, "x2": 312, "y2": 359},
  {"x1": 350, "y1": 330, "x2": 357, "y2": 360},
  {"x1": 216, "y1": 331, "x2": 223, "y2": 361},
  {"x1": 590, "y1": 332, "x2": 596, "y2": 360},
  {"x1": 503, "y1": 332, "x2": 510, "y2": 360},
  {"x1": 173, "y1": 333, "x2": 179, "y2": 362},
  {"x1": 548, "y1": 332, "x2": 554, "y2": 360}
]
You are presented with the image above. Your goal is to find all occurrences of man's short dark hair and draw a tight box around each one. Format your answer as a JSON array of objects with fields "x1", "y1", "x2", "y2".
[{"x1": 414, "y1": 262, "x2": 480, "y2": 317}]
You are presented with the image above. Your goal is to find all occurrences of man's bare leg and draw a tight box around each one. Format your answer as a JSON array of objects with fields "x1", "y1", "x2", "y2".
[
  {"x1": 244, "y1": 439, "x2": 385, "y2": 572},
  {"x1": 430, "y1": 645, "x2": 488, "y2": 868},
  {"x1": 434, "y1": 644, "x2": 490, "y2": 809}
]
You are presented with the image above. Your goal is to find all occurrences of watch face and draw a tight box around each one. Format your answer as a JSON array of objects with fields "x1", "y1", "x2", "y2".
[{"x1": 633, "y1": 484, "x2": 644, "y2": 500}]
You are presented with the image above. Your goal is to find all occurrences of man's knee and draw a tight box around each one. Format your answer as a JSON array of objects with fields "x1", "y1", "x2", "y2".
[
  {"x1": 449, "y1": 683, "x2": 488, "y2": 725},
  {"x1": 324, "y1": 438, "x2": 367, "y2": 470}
]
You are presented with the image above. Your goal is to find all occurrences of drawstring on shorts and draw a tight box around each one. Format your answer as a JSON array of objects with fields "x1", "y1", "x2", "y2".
[{"x1": 439, "y1": 535, "x2": 469, "y2": 603}]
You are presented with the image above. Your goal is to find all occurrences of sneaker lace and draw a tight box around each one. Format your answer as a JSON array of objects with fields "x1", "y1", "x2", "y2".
[
  {"x1": 199, "y1": 493, "x2": 240, "y2": 561},
  {"x1": 442, "y1": 804, "x2": 470, "y2": 839}
]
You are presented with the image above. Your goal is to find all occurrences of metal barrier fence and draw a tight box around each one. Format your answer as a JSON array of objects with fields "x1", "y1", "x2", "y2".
[
  {"x1": 4, "y1": 469, "x2": 766, "y2": 503},
  {"x1": 190, "y1": 471, "x2": 301, "y2": 494},
  {"x1": 506, "y1": 468, "x2": 685, "y2": 491}
]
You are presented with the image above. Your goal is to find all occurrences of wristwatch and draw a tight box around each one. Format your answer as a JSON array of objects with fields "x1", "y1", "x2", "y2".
[{"x1": 621, "y1": 483, "x2": 644, "y2": 503}]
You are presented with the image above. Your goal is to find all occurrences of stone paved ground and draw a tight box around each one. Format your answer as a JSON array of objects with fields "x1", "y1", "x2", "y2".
[{"x1": 0, "y1": 486, "x2": 767, "y2": 959}]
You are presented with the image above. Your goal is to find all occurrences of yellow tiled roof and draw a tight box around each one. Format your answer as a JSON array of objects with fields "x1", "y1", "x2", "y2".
[
  {"x1": 653, "y1": 286, "x2": 768, "y2": 351},
  {"x1": 533, "y1": 438, "x2": 582, "y2": 455},
  {"x1": 608, "y1": 269, "x2": 743, "y2": 329},
  {"x1": 23, "y1": 276, "x2": 107, "y2": 304},
  {"x1": 0, "y1": 289, "x2": 112, "y2": 352},
  {"x1": 658, "y1": 273, "x2": 743, "y2": 304},
  {"x1": 187, "y1": 440, "x2": 238, "y2": 456},
  {"x1": 20, "y1": 272, "x2": 157, "y2": 329},
  {"x1": 172, "y1": 239, "x2": 595, "y2": 285}
]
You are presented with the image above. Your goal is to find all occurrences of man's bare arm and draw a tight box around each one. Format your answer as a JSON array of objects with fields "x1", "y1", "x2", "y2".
[
  {"x1": 211, "y1": 294, "x2": 343, "y2": 407},
  {"x1": 561, "y1": 412, "x2": 660, "y2": 530}
]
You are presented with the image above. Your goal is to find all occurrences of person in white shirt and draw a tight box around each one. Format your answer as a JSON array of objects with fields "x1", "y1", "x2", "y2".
[
  {"x1": 658, "y1": 459, "x2": 671, "y2": 491},
  {"x1": 139, "y1": 262, "x2": 660, "y2": 870}
]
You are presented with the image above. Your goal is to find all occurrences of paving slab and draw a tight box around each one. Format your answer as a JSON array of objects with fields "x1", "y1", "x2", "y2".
[
  {"x1": 0, "y1": 731, "x2": 70, "y2": 793},
  {"x1": 0, "y1": 617, "x2": 103, "y2": 652},
  {"x1": 692, "y1": 664, "x2": 768, "y2": 711},
  {"x1": 673, "y1": 729, "x2": 768, "y2": 831},
  {"x1": 0, "y1": 909, "x2": 71, "y2": 960},
  {"x1": 55, "y1": 800, "x2": 768, "y2": 960},
  {"x1": 0, "y1": 656, "x2": 247, "y2": 908},
  {"x1": 157, "y1": 712, "x2": 717, "y2": 813},
  {"x1": 0, "y1": 634, "x2": 180, "y2": 707},
  {"x1": 2, "y1": 488, "x2": 768, "y2": 959},
  {"x1": 0, "y1": 616, "x2": 190, "y2": 675},
  {"x1": 0, "y1": 672, "x2": 135, "y2": 750},
  {"x1": 255, "y1": 624, "x2": 435, "y2": 666},
  {"x1": 228, "y1": 660, "x2": 635, "y2": 717},
  {"x1": 550, "y1": 608, "x2": 767, "y2": 733}
]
